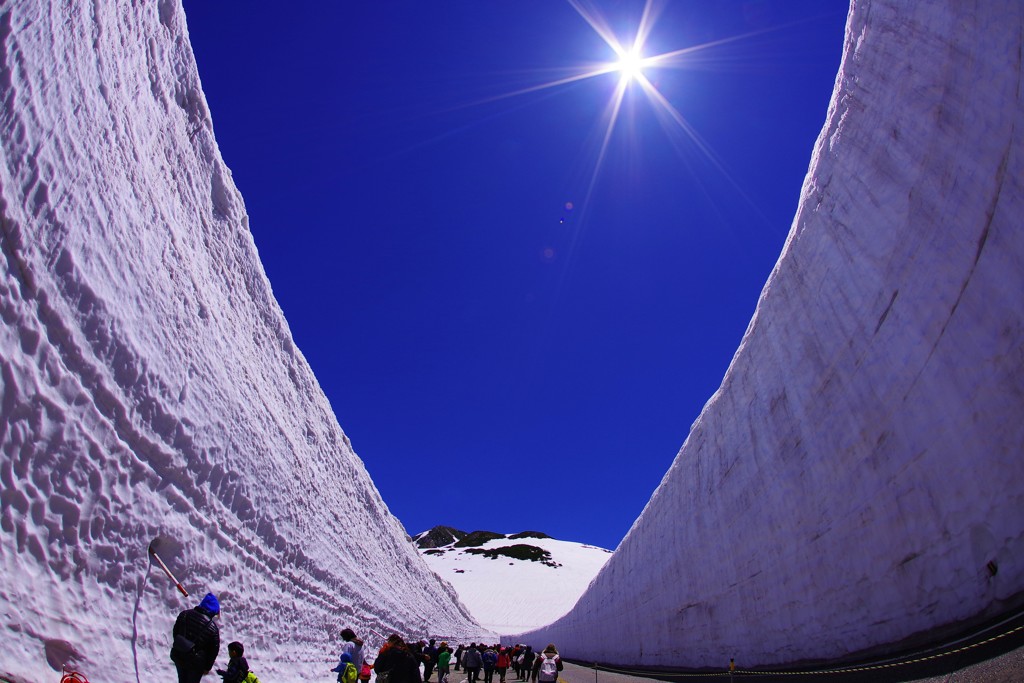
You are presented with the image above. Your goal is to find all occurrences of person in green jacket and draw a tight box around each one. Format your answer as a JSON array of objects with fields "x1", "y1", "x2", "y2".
[{"x1": 436, "y1": 642, "x2": 452, "y2": 683}]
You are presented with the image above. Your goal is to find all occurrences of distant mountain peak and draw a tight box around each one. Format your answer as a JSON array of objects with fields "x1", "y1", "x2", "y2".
[
  {"x1": 508, "y1": 530, "x2": 551, "y2": 540},
  {"x1": 454, "y1": 530, "x2": 507, "y2": 547},
  {"x1": 413, "y1": 525, "x2": 469, "y2": 548},
  {"x1": 414, "y1": 526, "x2": 558, "y2": 550},
  {"x1": 416, "y1": 530, "x2": 612, "y2": 634}
]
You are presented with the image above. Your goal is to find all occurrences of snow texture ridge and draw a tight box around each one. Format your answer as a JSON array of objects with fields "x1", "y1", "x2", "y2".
[
  {"x1": 517, "y1": 0, "x2": 1024, "y2": 668},
  {"x1": 0, "y1": 1, "x2": 488, "y2": 681}
]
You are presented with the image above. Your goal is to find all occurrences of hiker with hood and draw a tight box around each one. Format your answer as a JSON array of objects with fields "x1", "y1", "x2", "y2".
[
  {"x1": 533, "y1": 645, "x2": 562, "y2": 683},
  {"x1": 481, "y1": 645, "x2": 498, "y2": 683},
  {"x1": 462, "y1": 642, "x2": 483, "y2": 683},
  {"x1": 216, "y1": 641, "x2": 249, "y2": 683},
  {"x1": 170, "y1": 592, "x2": 221, "y2": 683},
  {"x1": 332, "y1": 652, "x2": 359, "y2": 683},
  {"x1": 496, "y1": 647, "x2": 510, "y2": 683},
  {"x1": 374, "y1": 634, "x2": 423, "y2": 683}
]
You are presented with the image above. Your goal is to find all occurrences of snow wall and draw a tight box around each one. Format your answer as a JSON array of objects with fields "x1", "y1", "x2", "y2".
[
  {"x1": 516, "y1": 0, "x2": 1024, "y2": 669},
  {"x1": 0, "y1": 2, "x2": 489, "y2": 681}
]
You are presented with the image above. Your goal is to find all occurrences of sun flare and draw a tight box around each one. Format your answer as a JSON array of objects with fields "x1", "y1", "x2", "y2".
[
  {"x1": 616, "y1": 49, "x2": 646, "y2": 82},
  {"x1": 465, "y1": 0, "x2": 756, "y2": 220}
]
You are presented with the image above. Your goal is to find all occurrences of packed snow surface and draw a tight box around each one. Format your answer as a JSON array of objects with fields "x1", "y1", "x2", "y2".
[
  {"x1": 415, "y1": 531, "x2": 612, "y2": 635},
  {"x1": 519, "y1": 0, "x2": 1024, "y2": 668},
  {"x1": 0, "y1": 1, "x2": 489, "y2": 681}
]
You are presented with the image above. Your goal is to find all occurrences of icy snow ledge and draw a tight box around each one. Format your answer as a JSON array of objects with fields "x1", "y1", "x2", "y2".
[
  {"x1": 518, "y1": 0, "x2": 1024, "y2": 668},
  {"x1": 0, "y1": 2, "x2": 486, "y2": 681}
]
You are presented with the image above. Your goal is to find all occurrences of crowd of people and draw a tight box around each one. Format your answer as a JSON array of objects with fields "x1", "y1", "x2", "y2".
[
  {"x1": 354, "y1": 636, "x2": 564, "y2": 683},
  {"x1": 167, "y1": 592, "x2": 564, "y2": 683}
]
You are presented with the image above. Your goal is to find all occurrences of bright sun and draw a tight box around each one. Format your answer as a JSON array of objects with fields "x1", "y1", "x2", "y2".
[{"x1": 616, "y1": 49, "x2": 645, "y2": 82}]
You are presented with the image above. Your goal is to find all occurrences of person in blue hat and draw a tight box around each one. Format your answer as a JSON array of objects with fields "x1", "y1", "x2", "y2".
[{"x1": 170, "y1": 592, "x2": 221, "y2": 683}]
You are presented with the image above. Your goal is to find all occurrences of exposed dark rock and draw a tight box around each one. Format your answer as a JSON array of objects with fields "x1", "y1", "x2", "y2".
[
  {"x1": 414, "y1": 526, "x2": 468, "y2": 549},
  {"x1": 509, "y1": 531, "x2": 551, "y2": 540},
  {"x1": 454, "y1": 530, "x2": 507, "y2": 547},
  {"x1": 464, "y1": 544, "x2": 561, "y2": 568}
]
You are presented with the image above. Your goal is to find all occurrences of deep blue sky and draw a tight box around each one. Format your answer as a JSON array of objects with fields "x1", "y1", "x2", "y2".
[{"x1": 181, "y1": 1, "x2": 849, "y2": 551}]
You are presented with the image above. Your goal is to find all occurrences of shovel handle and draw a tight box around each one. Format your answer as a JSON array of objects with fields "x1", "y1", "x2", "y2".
[{"x1": 150, "y1": 547, "x2": 190, "y2": 597}]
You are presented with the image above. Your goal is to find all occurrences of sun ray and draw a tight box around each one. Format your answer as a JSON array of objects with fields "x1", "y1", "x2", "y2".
[
  {"x1": 632, "y1": 0, "x2": 663, "y2": 54},
  {"x1": 635, "y1": 75, "x2": 719, "y2": 164},
  {"x1": 567, "y1": 0, "x2": 628, "y2": 55},
  {"x1": 635, "y1": 73, "x2": 778, "y2": 235},
  {"x1": 640, "y1": 16, "x2": 828, "y2": 71},
  {"x1": 587, "y1": 77, "x2": 630, "y2": 201},
  {"x1": 463, "y1": 64, "x2": 617, "y2": 109}
]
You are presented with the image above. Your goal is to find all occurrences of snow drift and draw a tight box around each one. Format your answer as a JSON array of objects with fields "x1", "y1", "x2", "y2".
[
  {"x1": 518, "y1": 0, "x2": 1024, "y2": 668},
  {"x1": 0, "y1": 1, "x2": 487, "y2": 681}
]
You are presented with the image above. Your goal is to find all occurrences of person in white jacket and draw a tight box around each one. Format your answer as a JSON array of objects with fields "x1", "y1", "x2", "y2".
[{"x1": 337, "y1": 627, "x2": 365, "y2": 676}]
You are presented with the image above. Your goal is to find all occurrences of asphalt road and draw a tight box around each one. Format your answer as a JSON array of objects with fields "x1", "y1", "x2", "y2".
[{"x1": 552, "y1": 643, "x2": 1024, "y2": 679}]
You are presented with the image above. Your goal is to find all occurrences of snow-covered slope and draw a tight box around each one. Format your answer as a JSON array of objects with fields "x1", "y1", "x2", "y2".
[
  {"x1": 0, "y1": 2, "x2": 488, "y2": 681},
  {"x1": 520, "y1": 0, "x2": 1024, "y2": 668},
  {"x1": 414, "y1": 529, "x2": 612, "y2": 635}
]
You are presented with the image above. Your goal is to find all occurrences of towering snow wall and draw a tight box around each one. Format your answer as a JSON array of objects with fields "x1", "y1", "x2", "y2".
[
  {"x1": 518, "y1": 0, "x2": 1024, "y2": 668},
  {"x1": 0, "y1": 1, "x2": 488, "y2": 681}
]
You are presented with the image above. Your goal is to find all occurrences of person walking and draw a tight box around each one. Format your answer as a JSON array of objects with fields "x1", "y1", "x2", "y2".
[
  {"x1": 454, "y1": 644, "x2": 465, "y2": 671},
  {"x1": 520, "y1": 647, "x2": 534, "y2": 683},
  {"x1": 482, "y1": 645, "x2": 497, "y2": 683},
  {"x1": 170, "y1": 592, "x2": 221, "y2": 683},
  {"x1": 374, "y1": 634, "x2": 424, "y2": 683},
  {"x1": 436, "y1": 642, "x2": 452, "y2": 683},
  {"x1": 423, "y1": 639, "x2": 439, "y2": 682},
  {"x1": 338, "y1": 627, "x2": 365, "y2": 675},
  {"x1": 496, "y1": 647, "x2": 510, "y2": 683},
  {"x1": 534, "y1": 645, "x2": 562, "y2": 683},
  {"x1": 332, "y1": 652, "x2": 359, "y2": 683},
  {"x1": 462, "y1": 643, "x2": 483, "y2": 683}
]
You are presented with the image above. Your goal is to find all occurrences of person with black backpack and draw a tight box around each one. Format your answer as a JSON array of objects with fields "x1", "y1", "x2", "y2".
[{"x1": 170, "y1": 592, "x2": 221, "y2": 683}]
